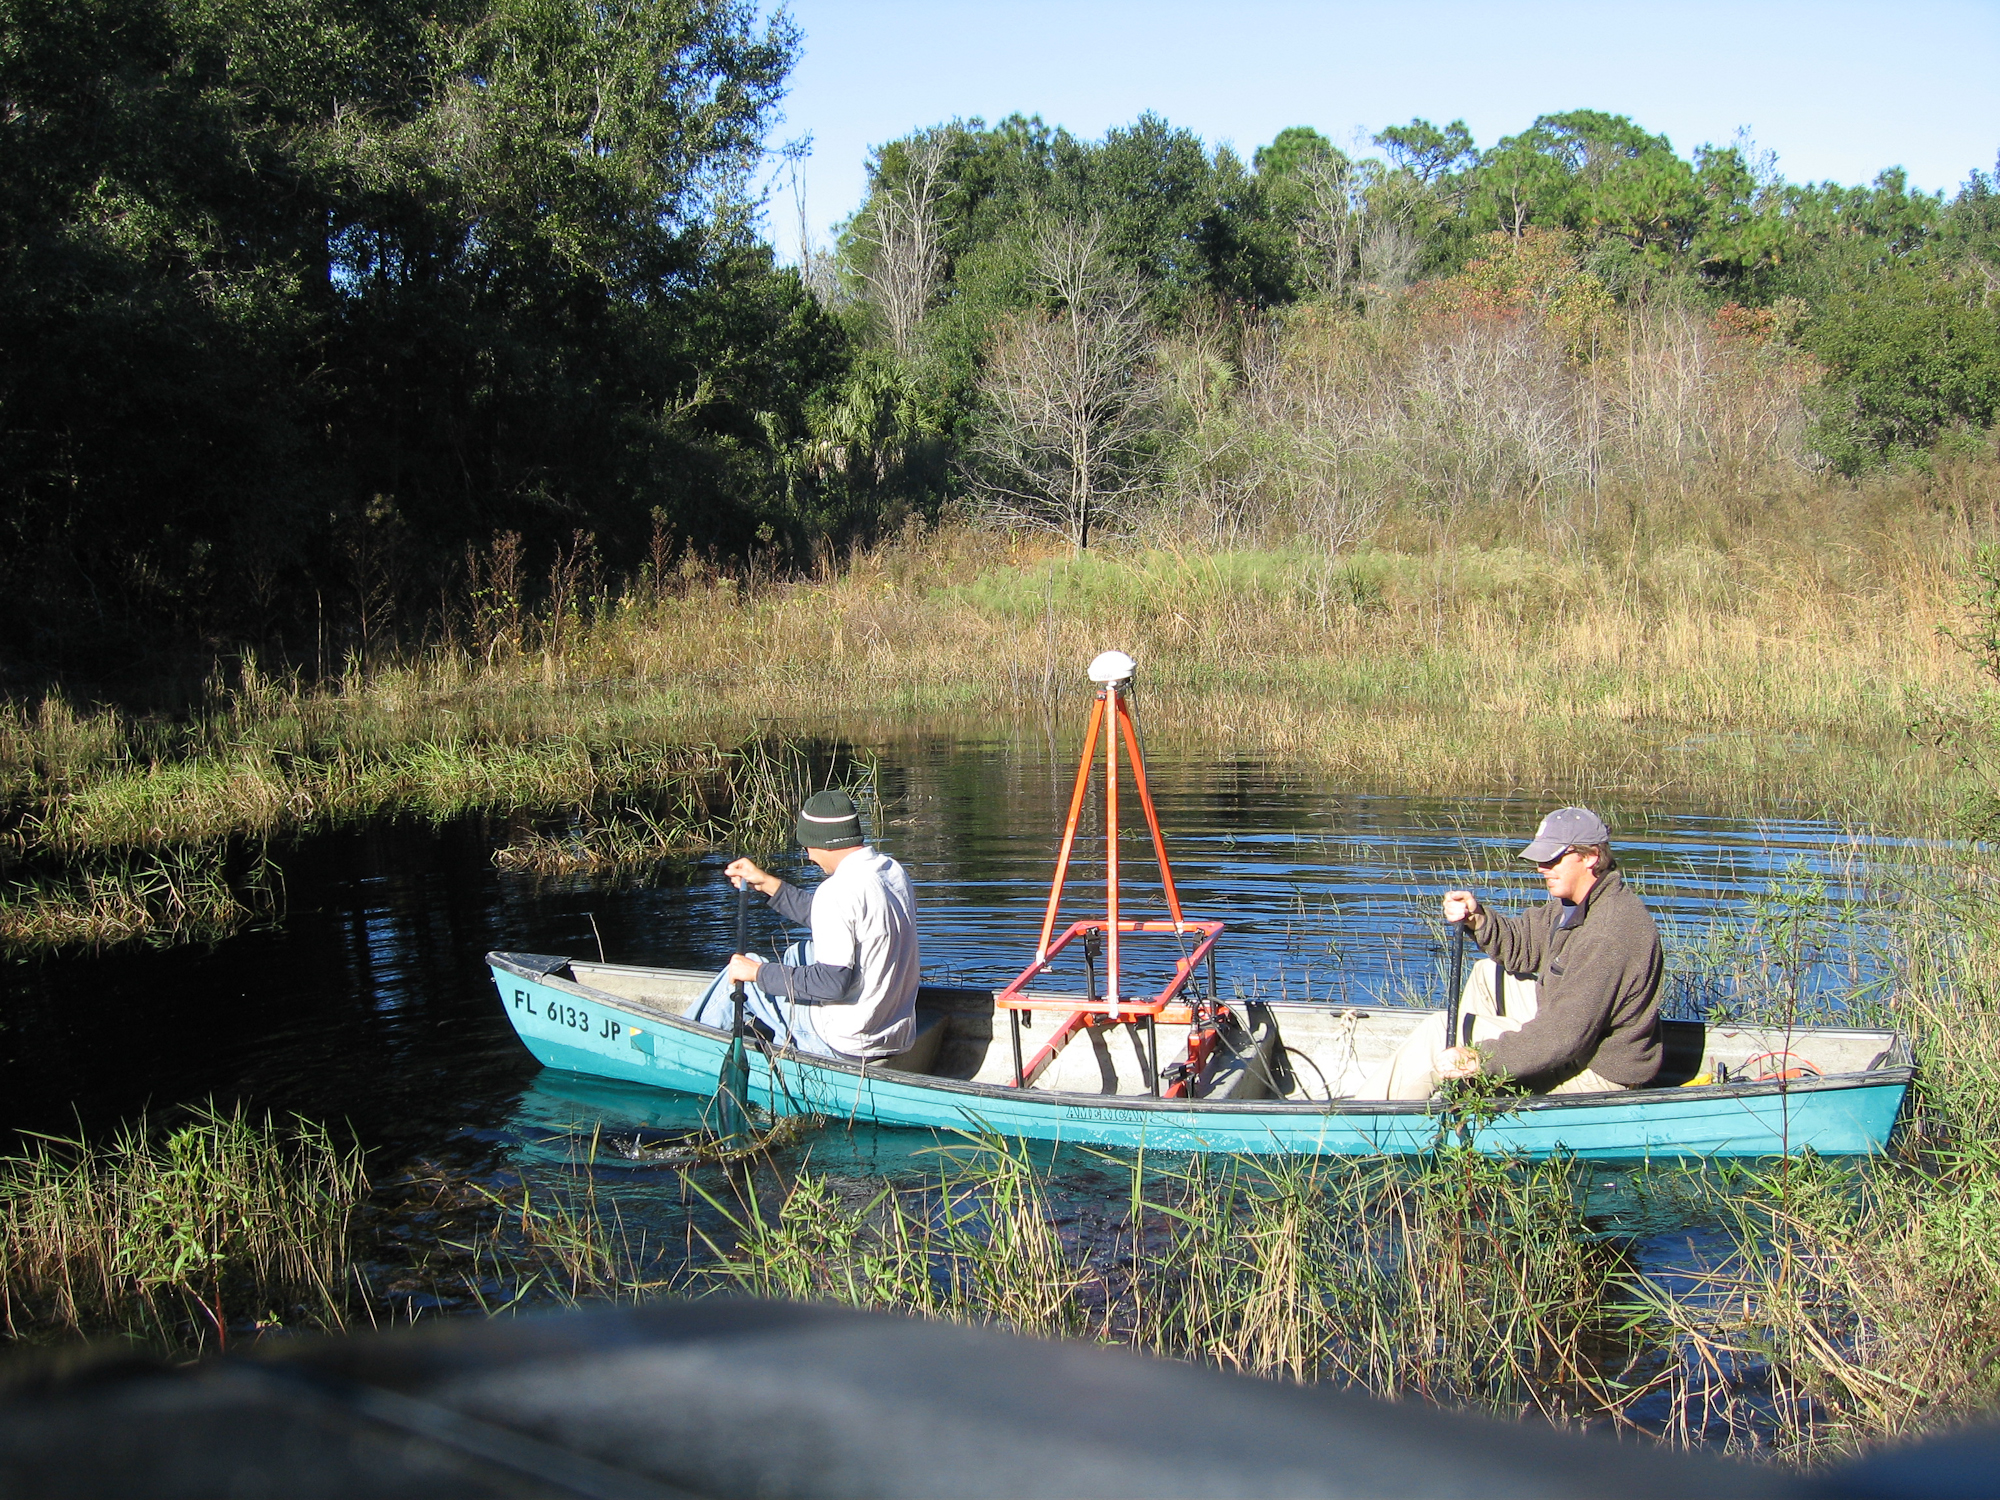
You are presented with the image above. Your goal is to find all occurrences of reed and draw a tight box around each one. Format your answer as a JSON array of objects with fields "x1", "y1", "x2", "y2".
[
  {"x1": 440, "y1": 1131, "x2": 1616, "y2": 1422},
  {"x1": 0, "y1": 843, "x2": 274, "y2": 951},
  {"x1": 1611, "y1": 1144, "x2": 2000, "y2": 1463},
  {"x1": 0, "y1": 1107, "x2": 368, "y2": 1354},
  {"x1": 1106, "y1": 1145, "x2": 1612, "y2": 1412},
  {"x1": 491, "y1": 804, "x2": 717, "y2": 876},
  {"x1": 1601, "y1": 831, "x2": 2000, "y2": 1464},
  {"x1": 0, "y1": 721, "x2": 878, "y2": 951}
]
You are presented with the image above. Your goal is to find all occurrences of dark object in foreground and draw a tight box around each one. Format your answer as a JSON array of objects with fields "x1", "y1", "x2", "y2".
[{"x1": 0, "y1": 1300, "x2": 1983, "y2": 1498}]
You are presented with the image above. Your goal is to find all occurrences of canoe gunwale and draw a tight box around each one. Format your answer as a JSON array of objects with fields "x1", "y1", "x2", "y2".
[{"x1": 487, "y1": 951, "x2": 1914, "y2": 1122}]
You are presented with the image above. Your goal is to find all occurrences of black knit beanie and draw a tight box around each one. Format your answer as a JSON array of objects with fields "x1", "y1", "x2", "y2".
[{"x1": 795, "y1": 790, "x2": 865, "y2": 850}]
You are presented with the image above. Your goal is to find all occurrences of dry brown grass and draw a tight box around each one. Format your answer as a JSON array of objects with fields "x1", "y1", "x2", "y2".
[{"x1": 0, "y1": 458, "x2": 1990, "y2": 913}]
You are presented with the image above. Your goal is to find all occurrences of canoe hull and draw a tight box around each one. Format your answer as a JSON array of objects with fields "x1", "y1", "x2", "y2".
[{"x1": 490, "y1": 954, "x2": 1911, "y2": 1160}]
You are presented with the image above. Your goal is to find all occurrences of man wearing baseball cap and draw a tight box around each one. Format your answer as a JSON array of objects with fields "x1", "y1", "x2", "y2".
[
  {"x1": 1381, "y1": 805, "x2": 1663, "y2": 1099},
  {"x1": 689, "y1": 790, "x2": 921, "y2": 1062}
]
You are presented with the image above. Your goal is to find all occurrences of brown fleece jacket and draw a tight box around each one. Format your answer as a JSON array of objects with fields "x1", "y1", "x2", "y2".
[{"x1": 1470, "y1": 868, "x2": 1664, "y2": 1089}]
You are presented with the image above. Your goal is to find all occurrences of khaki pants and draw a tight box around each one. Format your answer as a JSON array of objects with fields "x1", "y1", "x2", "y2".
[{"x1": 1379, "y1": 959, "x2": 1624, "y2": 1100}]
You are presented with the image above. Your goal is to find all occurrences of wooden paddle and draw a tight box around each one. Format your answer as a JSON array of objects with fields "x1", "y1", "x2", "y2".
[{"x1": 716, "y1": 876, "x2": 751, "y2": 1144}]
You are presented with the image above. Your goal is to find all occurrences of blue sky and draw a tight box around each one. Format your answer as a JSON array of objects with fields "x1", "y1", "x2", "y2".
[{"x1": 763, "y1": 0, "x2": 2000, "y2": 255}]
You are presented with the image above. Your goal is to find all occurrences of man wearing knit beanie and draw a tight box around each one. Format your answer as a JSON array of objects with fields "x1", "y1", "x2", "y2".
[{"x1": 690, "y1": 790, "x2": 921, "y2": 1062}]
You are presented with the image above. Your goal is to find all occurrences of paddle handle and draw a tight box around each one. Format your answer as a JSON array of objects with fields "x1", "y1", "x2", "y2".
[
  {"x1": 731, "y1": 878, "x2": 749, "y2": 1028},
  {"x1": 1446, "y1": 919, "x2": 1467, "y2": 1054}
]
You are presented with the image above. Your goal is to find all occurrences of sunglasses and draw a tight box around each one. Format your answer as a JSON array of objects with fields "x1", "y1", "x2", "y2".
[{"x1": 1535, "y1": 849, "x2": 1580, "y2": 870}]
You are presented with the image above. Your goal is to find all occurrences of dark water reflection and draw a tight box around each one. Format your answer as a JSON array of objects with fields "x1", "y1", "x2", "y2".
[{"x1": 0, "y1": 731, "x2": 1898, "y2": 1216}]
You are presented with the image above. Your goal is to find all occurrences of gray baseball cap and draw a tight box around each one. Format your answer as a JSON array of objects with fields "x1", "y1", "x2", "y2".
[{"x1": 1518, "y1": 806, "x2": 1610, "y2": 862}]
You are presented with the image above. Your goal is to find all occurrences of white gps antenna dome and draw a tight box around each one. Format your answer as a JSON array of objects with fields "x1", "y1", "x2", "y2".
[{"x1": 1087, "y1": 650, "x2": 1137, "y2": 685}]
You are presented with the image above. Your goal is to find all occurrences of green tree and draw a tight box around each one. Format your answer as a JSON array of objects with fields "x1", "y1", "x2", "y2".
[
  {"x1": 1939, "y1": 161, "x2": 2000, "y2": 267},
  {"x1": 1373, "y1": 118, "x2": 1475, "y2": 185},
  {"x1": 1467, "y1": 110, "x2": 1709, "y2": 286},
  {"x1": 0, "y1": 0, "x2": 831, "y2": 672},
  {"x1": 1802, "y1": 255, "x2": 2000, "y2": 472},
  {"x1": 1256, "y1": 126, "x2": 1345, "y2": 182}
]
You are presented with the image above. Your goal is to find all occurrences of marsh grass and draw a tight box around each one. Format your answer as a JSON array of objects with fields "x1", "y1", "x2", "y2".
[
  {"x1": 5, "y1": 464, "x2": 1993, "y2": 867},
  {"x1": 0, "y1": 843, "x2": 275, "y2": 950},
  {"x1": 0, "y1": 1107, "x2": 367, "y2": 1355},
  {"x1": 0, "y1": 458, "x2": 1990, "y2": 949},
  {"x1": 0, "y1": 721, "x2": 876, "y2": 950},
  {"x1": 1596, "y1": 838, "x2": 2000, "y2": 1465},
  {"x1": 1610, "y1": 1144, "x2": 2000, "y2": 1463},
  {"x1": 492, "y1": 804, "x2": 722, "y2": 876},
  {"x1": 1111, "y1": 1146, "x2": 1616, "y2": 1412},
  {"x1": 450, "y1": 1131, "x2": 1619, "y2": 1421},
  {"x1": 486, "y1": 737, "x2": 880, "y2": 875}
]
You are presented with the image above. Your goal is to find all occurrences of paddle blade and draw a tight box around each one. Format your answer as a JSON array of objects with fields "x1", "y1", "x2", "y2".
[{"x1": 717, "y1": 1033, "x2": 749, "y2": 1142}]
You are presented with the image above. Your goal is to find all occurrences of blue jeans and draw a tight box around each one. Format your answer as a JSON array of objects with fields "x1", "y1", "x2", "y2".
[{"x1": 685, "y1": 941, "x2": 848, "y2": 1060}]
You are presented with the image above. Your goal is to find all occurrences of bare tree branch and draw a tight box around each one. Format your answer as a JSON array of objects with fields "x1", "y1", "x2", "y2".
[
  {"x1": 964, "y1": 219, "x2": 1160, "y2": 549},
  {"x1": 854, "y1": 138, "x2": 949, "y2": 356},
  {"x1": 1293, "y1": 155, "x2": 1362, "y2": 303}
]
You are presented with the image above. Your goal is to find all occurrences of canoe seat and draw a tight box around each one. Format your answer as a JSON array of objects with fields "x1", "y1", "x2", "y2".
[{"x1": 877, "y1": 1008, "x2": 951, "y2": 1075}]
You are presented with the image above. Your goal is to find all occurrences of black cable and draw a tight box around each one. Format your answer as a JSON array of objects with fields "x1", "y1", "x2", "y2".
[{"x1": 1285, "y1": 1044, "x2": 1335, "y2": 1102}]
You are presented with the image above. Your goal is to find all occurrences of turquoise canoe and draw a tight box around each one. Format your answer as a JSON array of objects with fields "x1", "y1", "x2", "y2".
[{"x1": 487, "y1": 951, "x2": 1913, "y2": 1160}]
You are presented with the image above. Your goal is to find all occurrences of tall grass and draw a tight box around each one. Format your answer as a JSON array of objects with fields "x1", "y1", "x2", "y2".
[
  {"x1": 456, "y1": 1132, "x2": 1618, "y2": 1423},
  {"x1": 0, "y1": 843, "x2": 274, "y2": 950},
  {"x1": 1613, "y1": 1145, "x2": 2000, "y2": 1462},
  {"x1": 1, "y1": 490, "x2": 1982, "y2": 872},
  {"x1": 1113, "y1": 1147, "x2": 1612, "y2": 1411},
  {"x1": 0, "y1": 712, "x2": 872, "y2": 948},
  {"x1": 1600, "y1": 831, "x2": 2000, "y2": 1464},
  {"x1": 0, "y1": 1107, "x2": 368, "y2": 1354}
]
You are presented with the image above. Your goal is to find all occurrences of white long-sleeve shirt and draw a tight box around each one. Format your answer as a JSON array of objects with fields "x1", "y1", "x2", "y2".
[{"x1": 755, "y1": 846, "x2": 920, "y2": 1057}]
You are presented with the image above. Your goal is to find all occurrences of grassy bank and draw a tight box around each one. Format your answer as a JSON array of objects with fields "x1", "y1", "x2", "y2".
[
  {"x1": 2, "y1": 459, "x2": 1994, "y2": 951},
  {"x1": 0, "y1": 1108, "x2": 366, "y2": 1353}
]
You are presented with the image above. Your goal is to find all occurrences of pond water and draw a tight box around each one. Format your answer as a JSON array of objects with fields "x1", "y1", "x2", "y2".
[
  {"x1": 0, "y1": 728, "x2": 1902, "y2": 1333},
  {"x1": 0, "y1": 730, "x2": 1892, "y2": 1155}
]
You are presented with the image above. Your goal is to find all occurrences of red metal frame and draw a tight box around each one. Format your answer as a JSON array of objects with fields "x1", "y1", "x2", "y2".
[
  {"x1": 998, "y1": 919, "x2": 1224, "y2": 1015},
  {"x1": 1164, "y1": 1027, "x2": 1224, "y2": 1101}
]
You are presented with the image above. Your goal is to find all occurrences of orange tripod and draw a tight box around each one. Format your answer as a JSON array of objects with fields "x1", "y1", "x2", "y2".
[{"x1": 995, "y1": 652, "x2": 1227, "y2": 1097}]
